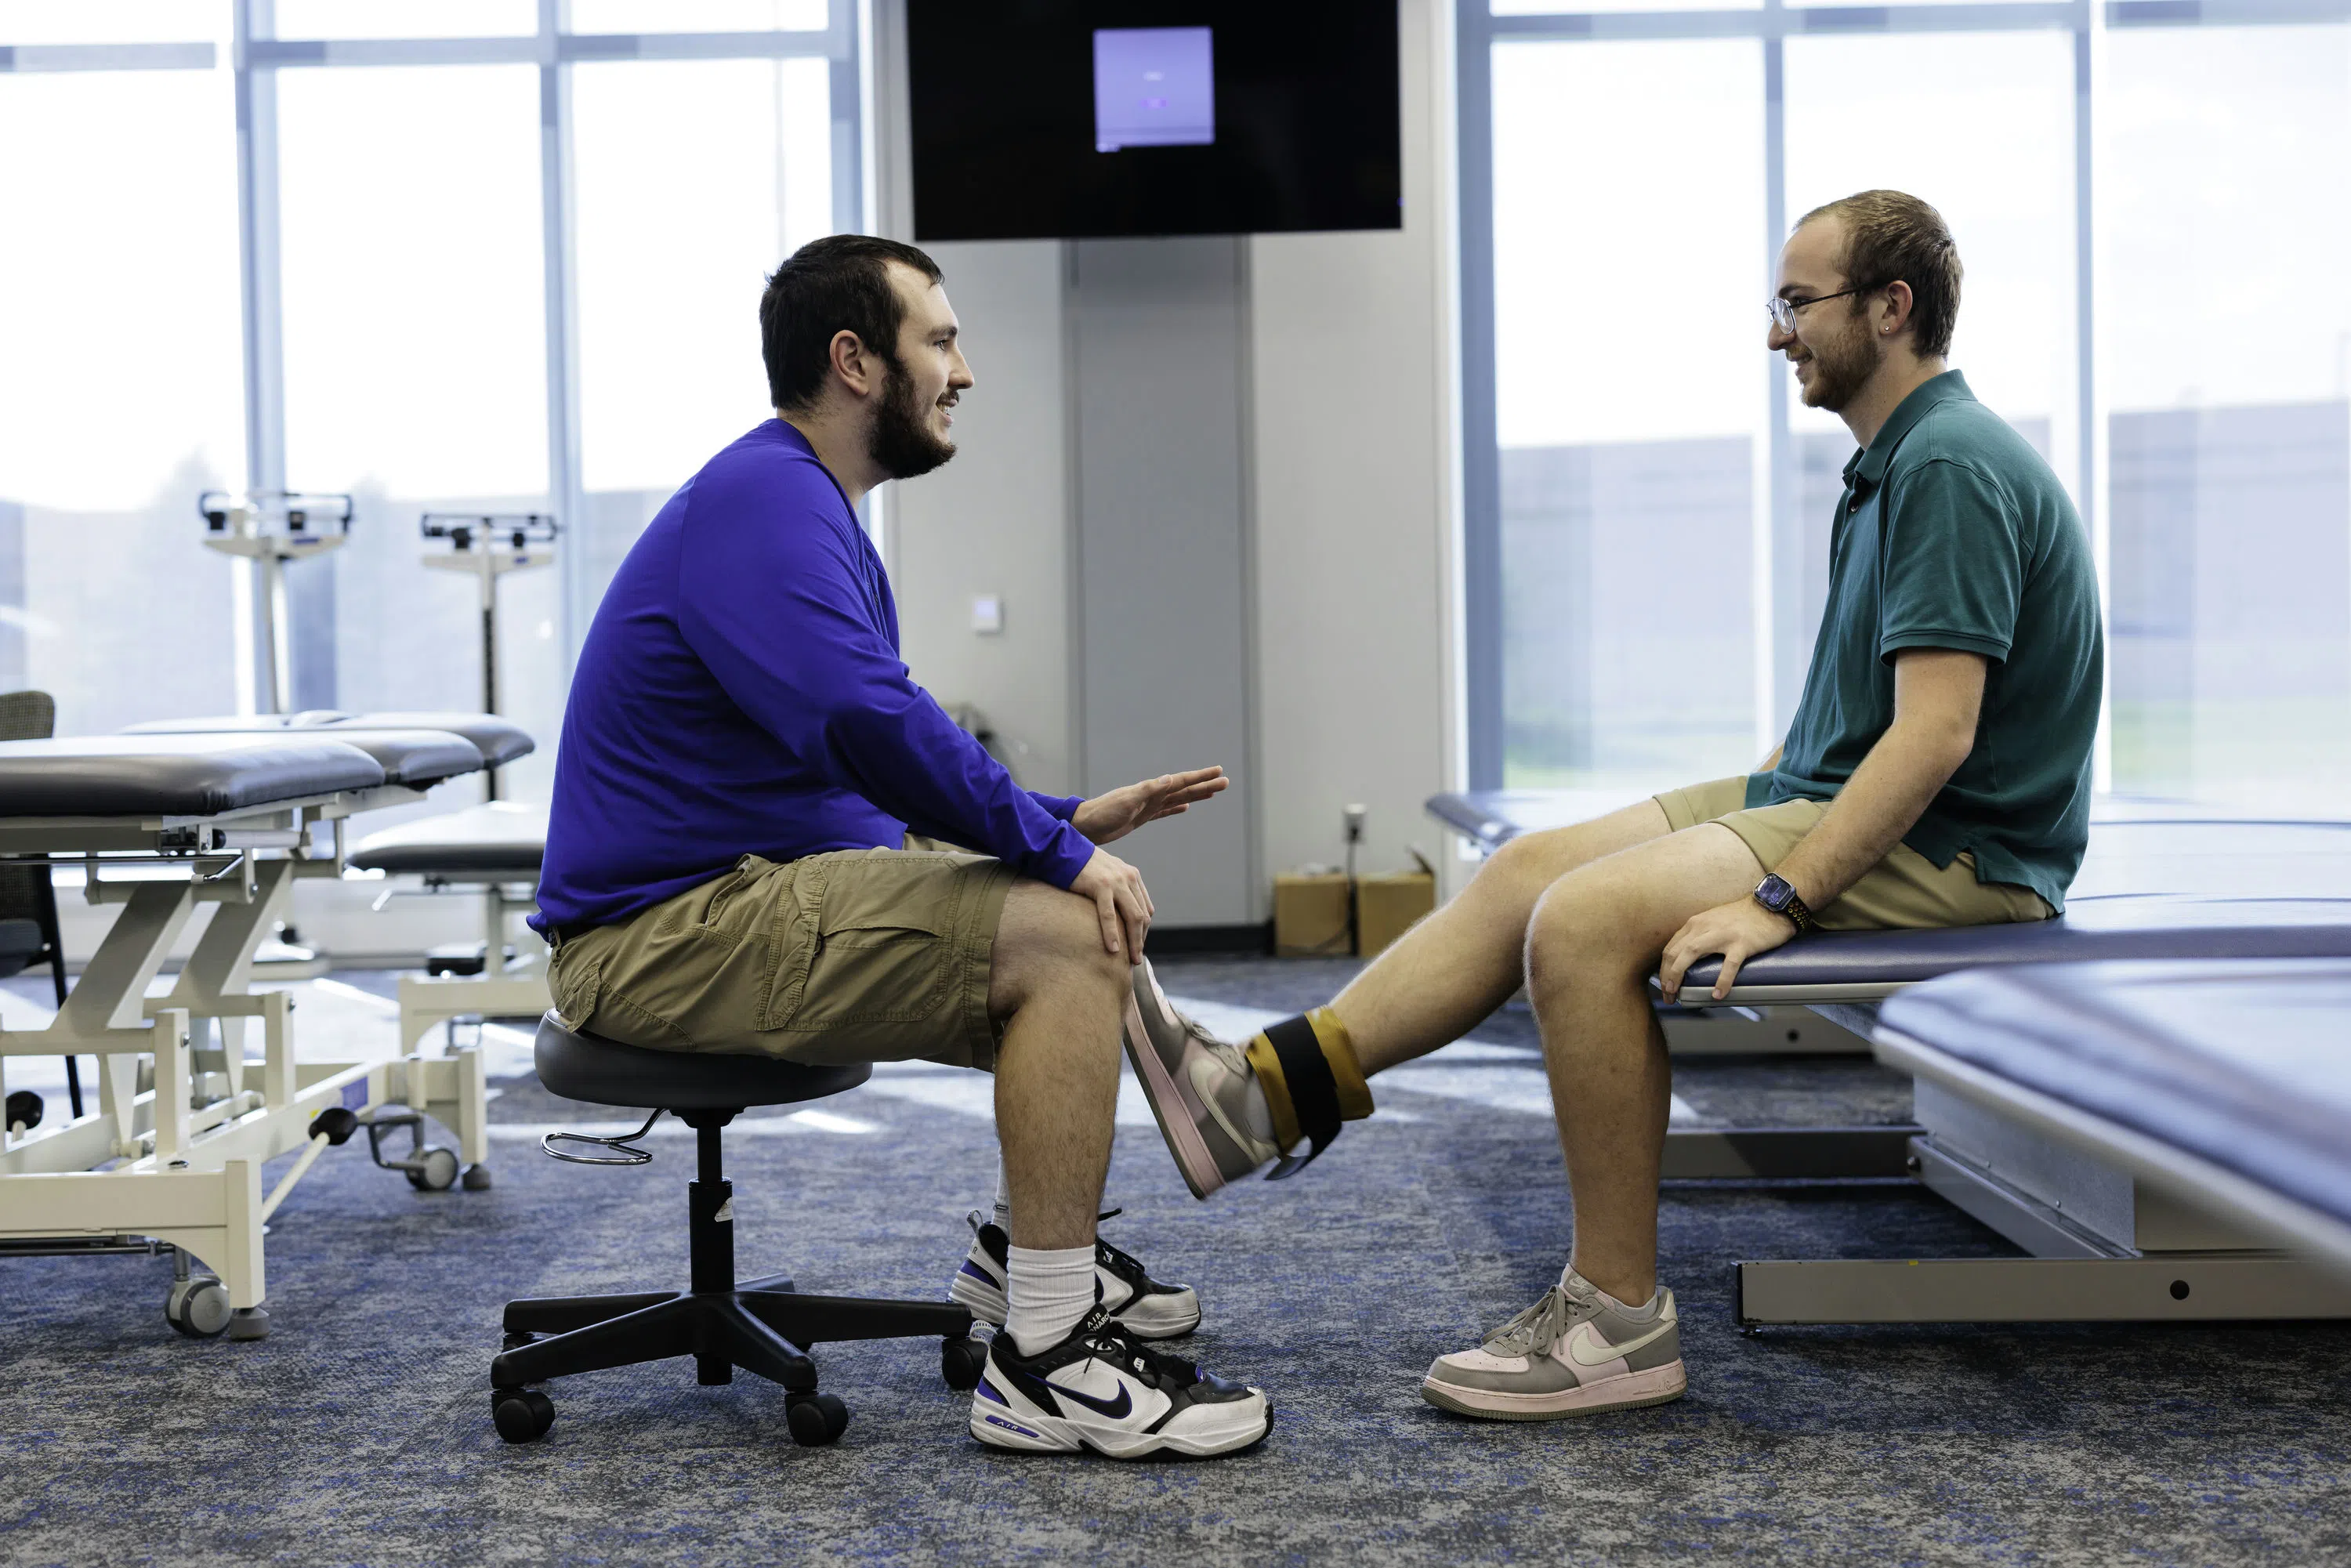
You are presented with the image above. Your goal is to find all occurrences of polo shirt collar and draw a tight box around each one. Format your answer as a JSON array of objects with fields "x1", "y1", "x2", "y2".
[{"x1": 1854, "y1": 368, "x2": 1974, "y2": 487}]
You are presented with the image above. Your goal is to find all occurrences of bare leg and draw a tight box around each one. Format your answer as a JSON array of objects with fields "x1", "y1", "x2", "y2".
[
  {"x1": 1331, "y1": 800, "x2": 1675, "y2": 1074},
  {"x1": 1523, "y1": 824, "x2": 1762, "y2": 1304},
  {"x1": 986, "y1": 880, "x2": 1131, "y2": 1251}
]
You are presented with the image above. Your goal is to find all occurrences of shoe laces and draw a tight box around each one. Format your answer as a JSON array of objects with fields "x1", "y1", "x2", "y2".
[
  {"x1": 1485, "y1": 1287, "x2": 1586, "y2": 1359},
  {"x1": 1074, "y1": 1304, "x2": 1195, "y2": 1390}
]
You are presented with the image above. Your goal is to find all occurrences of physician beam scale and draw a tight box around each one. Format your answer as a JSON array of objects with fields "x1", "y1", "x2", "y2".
[{"x1": 420, "y1": 513, "x2": 557, "y2": 802}]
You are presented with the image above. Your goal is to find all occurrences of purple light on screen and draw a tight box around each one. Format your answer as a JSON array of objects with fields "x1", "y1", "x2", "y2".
[{"x1": 1092, "y1": 27, "x2": 1215, "y2": 153}]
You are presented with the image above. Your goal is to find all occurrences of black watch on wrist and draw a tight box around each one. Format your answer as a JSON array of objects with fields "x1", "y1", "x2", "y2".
[{"x1": 1753, "y1": 873, "x2": 1816, "y2": 933}]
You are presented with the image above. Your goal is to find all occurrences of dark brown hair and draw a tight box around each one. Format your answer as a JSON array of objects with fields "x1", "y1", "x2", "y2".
[{"x1": 760, "y1": 235, "x2": 944, "y2": 411}]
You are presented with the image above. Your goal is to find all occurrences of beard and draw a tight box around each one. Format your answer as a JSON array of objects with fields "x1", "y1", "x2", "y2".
[
  {"x1": 867, "y1": 357, "x2": 958, "y2": 480},
  {"x1": 1799, "y1": 310, "x2": 1885, "y2": 413}
]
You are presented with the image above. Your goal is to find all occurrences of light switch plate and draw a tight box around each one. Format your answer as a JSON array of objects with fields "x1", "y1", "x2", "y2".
[{"x1": 971, "y1": 595, "x2": 1004, "y2": 634}]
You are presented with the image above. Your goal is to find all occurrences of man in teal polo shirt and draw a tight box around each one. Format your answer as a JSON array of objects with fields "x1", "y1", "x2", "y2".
[{"x1": 1120, "y1": 188, "x2": 2104, "y2": 1418}]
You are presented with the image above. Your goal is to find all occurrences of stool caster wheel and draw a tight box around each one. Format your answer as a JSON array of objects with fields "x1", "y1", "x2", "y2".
[
  {"x1": 462, "y1": 1163, "x2": 494, "y2": 1192},
  {"x1": 493, "y1": 1388, "x2": 555, "y2": 1443},
  {"x1": 408, "y1": 1146, "x2": 461, "y2": 1191},
  {"x1": 941, "y1": 1334, "x2": 987, "y2": 1391},
  {"x1": 165, "y1": 1276, "x2": 232, "y2": 1338},
  {"x1": 786, "y1": 1392, "x2": 849, "y2": 1447}
]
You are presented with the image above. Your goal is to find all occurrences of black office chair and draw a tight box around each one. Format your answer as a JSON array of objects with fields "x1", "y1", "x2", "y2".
[
  {"x1": 490, "y1": 1014, "x2": 987, "y2": 1447},
  {"x1": 0, "y1": 691, "x2": 77, "y2": 1125}
]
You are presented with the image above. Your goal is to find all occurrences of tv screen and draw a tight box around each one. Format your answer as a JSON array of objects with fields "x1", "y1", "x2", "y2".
[{"x1": 906, "y1": 2, "x2": 1402, "y2": 243}]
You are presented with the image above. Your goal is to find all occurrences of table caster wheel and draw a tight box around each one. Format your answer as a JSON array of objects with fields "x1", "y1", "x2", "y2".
[
  {"x1": 493, "y1": 1388, "x2": 555, "y2": 1443},
  {"x1": 941, "y1": 1334, "x2": 987, "y2": 1391},
  {"x1": 786, "y1": 1392, "x2": 849, "y2": 1447},
  {"x1": 407, "y1": 1146, "x2": 461, "y2": 1191},
  {"x1": 165, "y1": 1276, "x2": 232, "y2": 1338},
  {"x1": 462, "y1": 1163, "x2": 494, "y2": 1192}
]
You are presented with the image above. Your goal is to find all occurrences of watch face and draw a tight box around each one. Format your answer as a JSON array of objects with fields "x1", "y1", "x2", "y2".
[{"x1": 1757, "y1": 875, "x2": 1792, "y2": 911}]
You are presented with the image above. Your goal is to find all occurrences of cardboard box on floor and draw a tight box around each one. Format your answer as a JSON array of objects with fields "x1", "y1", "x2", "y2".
[
  {"x1": 1273, "y1": 850, "x2": 1436, "y2": 958},
  {"x1": 1273, "y1": 872, "x2": 1351, "y2": 956},
  {"x1": 1357, "y1": 866, "x2": 1435, "y2": 958}
]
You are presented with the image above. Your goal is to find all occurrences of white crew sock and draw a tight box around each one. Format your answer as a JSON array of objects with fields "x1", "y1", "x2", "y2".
[
  {"x1": 990, "y1": 1155, "x2": 1012, "y2": 1231},
  {"x1": 1004, "y1": 1244, "x2": 1097, "y2": 1356}
]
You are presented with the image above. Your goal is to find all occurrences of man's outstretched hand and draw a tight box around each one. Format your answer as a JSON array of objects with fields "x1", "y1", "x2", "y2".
[{"x1": 1072, "y1": 766, "x2": 1229, "y2": 846}]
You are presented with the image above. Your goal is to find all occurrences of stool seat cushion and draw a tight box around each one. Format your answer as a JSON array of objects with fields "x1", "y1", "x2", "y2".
[{"x1": 532, "y1": 1013, "x2": 871, "y2": 1110}]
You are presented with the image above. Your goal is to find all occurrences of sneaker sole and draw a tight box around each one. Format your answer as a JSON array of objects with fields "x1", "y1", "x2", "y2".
[
  {"x1": 1120, "y1": 990, "x2": 1230, "y2": 1201},
  {"x1": 1419, "y1": 1361, "x2": 1687, "y2": 1421},
  {"x1": 970, "y1": 1391, "x2": 1272, "y2": 1458}
]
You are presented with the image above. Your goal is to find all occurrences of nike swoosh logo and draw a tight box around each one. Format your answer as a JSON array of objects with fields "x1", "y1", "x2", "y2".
[
  {"x1": 1566, "y1": 1318, "x2": 1675, "y2": 1368},
  {"x1": 1047, "y1": 1379, "x2": 1133, "y2": 1419}
]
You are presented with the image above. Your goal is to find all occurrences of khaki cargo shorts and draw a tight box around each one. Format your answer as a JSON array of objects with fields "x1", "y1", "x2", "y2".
[
  {"x1": 1654, "y1": 776, "x2": 2053, "y2": 931},
  {"x1": 546, "y1": 843, "x2": 1018, "y2": 1071}
]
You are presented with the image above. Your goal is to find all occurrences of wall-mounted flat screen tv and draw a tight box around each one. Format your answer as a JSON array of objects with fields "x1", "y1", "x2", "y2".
[{"x1": 906, "y1": 2, "x2": 1402, "y2": 242}]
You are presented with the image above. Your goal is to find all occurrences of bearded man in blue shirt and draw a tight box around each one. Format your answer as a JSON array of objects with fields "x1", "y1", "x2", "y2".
[{"x1": 534, "y1": 235, "x2": 1271, "y2": 1460}]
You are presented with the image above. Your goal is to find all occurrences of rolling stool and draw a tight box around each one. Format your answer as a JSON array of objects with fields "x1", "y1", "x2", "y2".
[{"x1": 490, "y1": 1013, "x2": 987, "y2": 1447}]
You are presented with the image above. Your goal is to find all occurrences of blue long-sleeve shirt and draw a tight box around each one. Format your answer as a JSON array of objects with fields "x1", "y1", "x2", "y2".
[{"x1": 531, "y1": 419, "x2": 1092, "y2": 934}]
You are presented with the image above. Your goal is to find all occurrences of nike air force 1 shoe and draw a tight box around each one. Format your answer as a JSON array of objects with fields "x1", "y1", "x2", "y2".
[
  {"x1": 969, "y1": 1305, "x2": 1272, "y2": 1458},
  {"x1": 950, "y1": 1211, "x2": 1204, "y2": 1340},
  {"x1": 1420, "y1": 1273, "x2": 1686, "y2": 1421},
  {"x1": 1121, "y1": 961, "x2": 1281, "y2": 1198}
]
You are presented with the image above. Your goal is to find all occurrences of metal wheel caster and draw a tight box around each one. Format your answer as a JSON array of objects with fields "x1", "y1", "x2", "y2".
[
  {"x1": 941, "y1": 1334, "x2": 987, "y2": 1391},
  {"x1": 492, "y1": 1388, "x2": 556, "y2": 1443},
  {"x1": 786, "y1": 1392, "x2": 849, "y2": 1447},
  {"x1": 406, "y1": 1146, "x2": 461, "y2": 1191},
  {"x1": 165, "y1": 1276, "x2": 233, "y2": 1338},
  {"x1": 461, "y1": 1163, "x2": 494, "y2": 1192}
]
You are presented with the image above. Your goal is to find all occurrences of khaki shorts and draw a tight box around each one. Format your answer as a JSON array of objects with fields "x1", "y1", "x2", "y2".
[
  {"x1": 1654, "y1": 776, "x2": 2052, "y2": 931},
  {"x1": 547, "y1": 844, "x2": 1018, "y2": 1070}
]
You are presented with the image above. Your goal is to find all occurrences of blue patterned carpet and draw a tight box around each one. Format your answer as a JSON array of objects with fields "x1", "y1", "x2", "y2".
[{"x1": 3, "y1": 957, "x2": 2348, "y2": 1566}]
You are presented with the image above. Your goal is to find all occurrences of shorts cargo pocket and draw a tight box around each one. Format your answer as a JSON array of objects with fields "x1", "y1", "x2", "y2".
[
  {"x1": 766, "y1": 864, "x2": 956, "y2": 1031},
  {"x1": 549, "y1": 949, "x2": 602, "y2": 1033}
]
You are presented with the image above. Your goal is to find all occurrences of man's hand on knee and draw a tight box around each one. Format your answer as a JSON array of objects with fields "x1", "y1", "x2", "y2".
[
  {"x1": 1070, "y1": 849, "x2": 1153, "y2": 963},
  {"x1": 1658, "y1": 897, "x2": 1798, "y2": 1004}
]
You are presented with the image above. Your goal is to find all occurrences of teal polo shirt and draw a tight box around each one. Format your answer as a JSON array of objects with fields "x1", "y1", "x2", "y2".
[{"x1": 1751, "y1": 371, "x2": 2103, "y2": 912}]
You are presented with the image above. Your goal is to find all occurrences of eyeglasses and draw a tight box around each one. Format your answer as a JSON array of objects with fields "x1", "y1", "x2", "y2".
[{"x1": 1768, "y1": 285, "x2": 1872, "y2": 335}]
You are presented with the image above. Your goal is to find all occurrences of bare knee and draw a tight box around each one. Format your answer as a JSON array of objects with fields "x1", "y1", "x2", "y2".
[
  {"x1": 1525, "y1": 877, "x2": 1653, "y2": 998},
  {"x1": 990, "y1": 881, "x2": 1128, "y2": 1021}
]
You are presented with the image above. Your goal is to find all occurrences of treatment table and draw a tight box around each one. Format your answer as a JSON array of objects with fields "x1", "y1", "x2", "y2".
[
  {"x1": 0, "y1": 729, "x2": 499, "y2": 1338},
  {"x1": 1675, "y1": 896, "x2": 2351, "y2": 1324},
  {"x1": 1427, "y1": 790, "x2": 2351, "y2": 1322},
  {"x1": 128, "y1": 712, "x2": 547, "y2": 1053}
]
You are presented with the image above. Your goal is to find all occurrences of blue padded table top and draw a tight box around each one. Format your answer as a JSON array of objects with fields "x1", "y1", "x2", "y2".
[
  {"x1": 350, "y1": 800, "x2": 546, "y2": 876},
  {"x1": 1672, "y1": 894, "x2": 2351, "y2": 1004},
  {"x1": 1878, "y1": 958, "x2": 2351, "y2": 1252},
  {"x1": 0, "y1": 736, "x2": 386, "y2": 817},
  {"x1": 125, "y1": 710, "x2": 535, "y2": 770}
]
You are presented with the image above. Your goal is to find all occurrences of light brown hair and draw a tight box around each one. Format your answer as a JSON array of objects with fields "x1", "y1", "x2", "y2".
[{"x1": 1796, "y1": 190, "x2": 1962, "y2": 359}]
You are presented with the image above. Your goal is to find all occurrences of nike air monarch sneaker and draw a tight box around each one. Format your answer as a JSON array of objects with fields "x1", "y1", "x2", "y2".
[
  {"x1": 1420, "y1": 1272, "x2": 1686, "y2": 1421},
  {"x1": 949, "y1": 1210, "x2": 1203, "y2": 1339},
  {"x1": 969, "y1": 1305, "x2": 1272, "y2": 1458},
  {"x1": 1119, "y1": 961, "x2": 1281, "y2": 1198}
]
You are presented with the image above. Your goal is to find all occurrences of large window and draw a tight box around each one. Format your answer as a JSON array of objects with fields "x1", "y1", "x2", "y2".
[
  {"x1": 2103, "y1": 24, "x2": 2351, "y2": 806},
  {"x1": 1467, "y1": 1, "x2": 2351, "y2": 814},
  {"x1": 1491, "y1": 38, "x2": 1763, "y2": 786},
  {"x1": 0, "y1": 13, "x2": 245, "y2": 737},
  {"x1": 0, "y1": 2, "x2": 864, "y2": 809}
]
